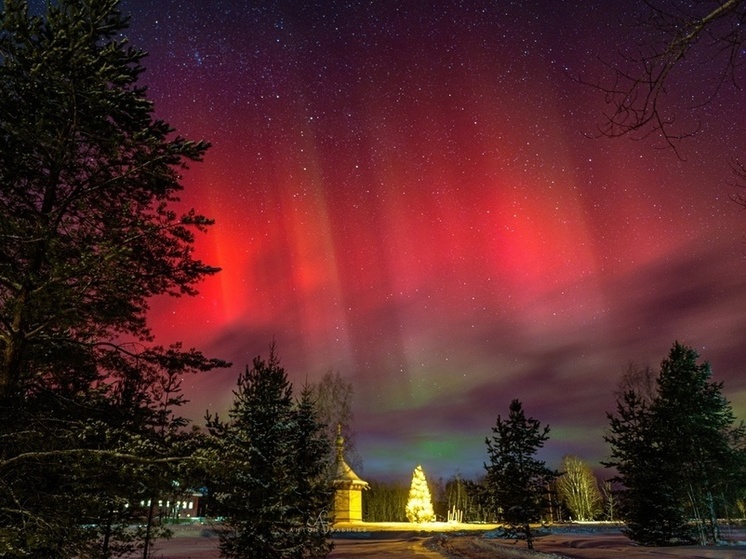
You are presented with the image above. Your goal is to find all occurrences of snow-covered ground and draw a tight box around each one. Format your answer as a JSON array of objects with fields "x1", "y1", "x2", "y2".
[
  {"x1": 429, "y1": 523, "x2": 746, "y2": 559},
  {"x1": 134, "y1": 522, "x2": 746, "y2": 559}
]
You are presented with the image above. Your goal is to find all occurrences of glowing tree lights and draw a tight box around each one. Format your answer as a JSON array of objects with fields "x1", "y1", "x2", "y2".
[{"x1": 405, "y1": 465, "x2": 436, "y2": 523}]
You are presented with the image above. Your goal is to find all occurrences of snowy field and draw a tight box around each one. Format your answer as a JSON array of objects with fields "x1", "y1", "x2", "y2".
[{"x1": 135, "y1": 522, "x2": 746, "y2": 559}]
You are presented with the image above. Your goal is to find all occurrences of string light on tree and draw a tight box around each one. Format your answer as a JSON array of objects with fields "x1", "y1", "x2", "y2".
[{"x1": 405, "y1": 465, "x2": 435, "y2": 523}]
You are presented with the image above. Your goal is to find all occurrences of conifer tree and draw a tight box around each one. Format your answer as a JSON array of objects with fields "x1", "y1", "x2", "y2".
[
  {"x1": 292, "y1": 384, "x2": 334, "y2": 556},
  {"x1": 653, "y1": 343, "x2": 745, "y2": 544},
  {"x1": 605, "y1": 342, "x2": 746, "y2": 545},
  {"x1": 0, "y1": 0, "x2": 220, "y2": 399},
  {"x1": 605, "y1": 388, "x2": 689, "y2": 544},
  {"x1": 206, "y1": 345, "x2": 332, "y2": 559},
  {"x1": 0, "y1": 1, "x2": 227, "y2": 556},
  {"x1": 405, "y1": 465, "x2": 435, "y2": 523},
  {"x1": 484, "y1": 399, "x2": 558, "y2": 549}
]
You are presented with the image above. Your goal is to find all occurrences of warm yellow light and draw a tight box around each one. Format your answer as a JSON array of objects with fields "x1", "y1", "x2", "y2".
[{"x1": 405, "y1": 464, "x2": 435, "y2": 523}]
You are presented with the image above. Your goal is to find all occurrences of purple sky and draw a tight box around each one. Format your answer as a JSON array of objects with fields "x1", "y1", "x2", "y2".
[{"x1": 108, "y1": 0, "x2": 746, "y2": 481}]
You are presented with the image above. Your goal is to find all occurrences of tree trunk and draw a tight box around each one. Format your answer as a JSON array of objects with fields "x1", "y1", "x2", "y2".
[
  {"x1": 102, "y1": 506, "x2": 114, "y2": 558},
  {"x1": 705, "y1": 489, "x2": 720, "y2": 544},
  {"x1": 143, "y1": 497, "x2": 157, "y2": 559},
  {"x1": 0, "y1": 331, "x2": 24, "y2": 400},
  {"x1": 687, "y1": 484, "x2": 705, "y2": 545}
]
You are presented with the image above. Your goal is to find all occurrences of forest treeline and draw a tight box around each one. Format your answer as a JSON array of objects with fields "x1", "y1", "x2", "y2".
[
  {"x1": 364, "y1": 344, "x2": 746, "y2": 549},
  {"x1": 364, "y1": 342, "x2": 746, "y2": 546},
  {"x1": 1, "y1": 1, "x2": 745, "y2": 558}
]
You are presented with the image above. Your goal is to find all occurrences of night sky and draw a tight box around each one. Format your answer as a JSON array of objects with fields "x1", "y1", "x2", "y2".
[{"x1": 110, "y1": 0, "x2": 744, "y2": 481}]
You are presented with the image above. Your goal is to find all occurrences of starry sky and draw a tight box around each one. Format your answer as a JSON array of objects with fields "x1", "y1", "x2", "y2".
[{"x1": 112, "y1": 0, "x2": 744, "y2": 481}]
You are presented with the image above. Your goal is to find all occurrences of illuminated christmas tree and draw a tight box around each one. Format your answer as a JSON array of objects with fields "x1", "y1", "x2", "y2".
[{"x1": 405, "y1": 465, "x2": 435, "y2": 523}]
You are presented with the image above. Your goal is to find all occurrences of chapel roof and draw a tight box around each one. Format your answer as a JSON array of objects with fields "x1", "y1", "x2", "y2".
[{"x1": 333, "y1": 425, "x2": 369, "y2": 488}]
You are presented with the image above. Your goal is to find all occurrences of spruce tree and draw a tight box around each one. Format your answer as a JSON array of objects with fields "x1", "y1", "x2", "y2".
[
  {"x1": 483, "y1": 399, "x2": 558, "y2": 549},
  {"x1": 605, "y1": 342, "x2": 746, "y2": 545},
  {"x1": 605, "y1": 390, "x2": 691, "y2": 544},
  {"x1": 206, "y1": 346, "x2": 332, "y2": 559},
  {"x1": 292, "y1": 385, "x2": 334, "y2": 556},
  {"x1": 653, "y1": 343, "x2": 745, "y2": 544}
]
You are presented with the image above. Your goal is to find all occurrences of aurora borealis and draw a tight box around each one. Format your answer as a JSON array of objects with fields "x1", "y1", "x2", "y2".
[{"x1": 114, "y1": 0, "x2": 745, "y2": 480}]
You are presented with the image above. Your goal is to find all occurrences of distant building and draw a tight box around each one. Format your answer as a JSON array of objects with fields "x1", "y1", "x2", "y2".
[
  {"x1": 139, "y1": 492, "x2": 205, "y2": 519},
  {"x1": 332, "y1": 426, "x2": 368, "y2": 523}
]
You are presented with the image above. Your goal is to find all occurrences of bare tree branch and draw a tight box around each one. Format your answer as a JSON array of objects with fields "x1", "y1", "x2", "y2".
[{"x1": 580, "y1": 0, "x2": 745, "y2": 157}]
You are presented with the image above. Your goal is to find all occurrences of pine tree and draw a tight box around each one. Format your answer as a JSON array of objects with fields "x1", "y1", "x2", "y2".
[
  {"x1": 206, "y1": 345, "x2": 332, "y2": 559},
  {"x1": 0, "y1": 344, "x2": 215, "y2": 557},
  {"x1": 406, "y1": 465, "x2": 435, "y2": 523},
  {"x1": 484, "y1": 399, "x2": 558, "y2": 549},
  {"x1": 0, "y1": 0, "x2": 220, "y2": 399},
  {"x1": 0, "y1": 1, "x2": 227, "y2": 555}
]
